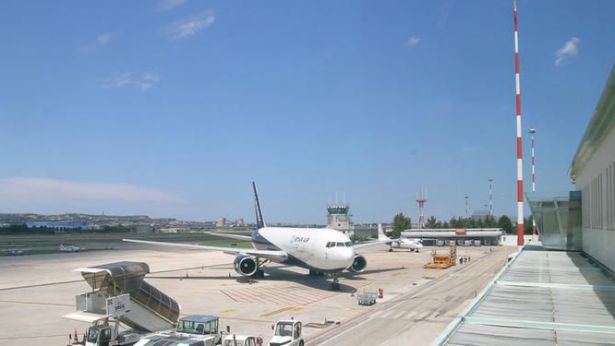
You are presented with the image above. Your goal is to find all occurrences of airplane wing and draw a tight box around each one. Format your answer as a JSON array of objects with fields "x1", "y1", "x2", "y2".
[
  {"x1": 353, "y1": 239, "x2": 391, "y2": 249},
  {"x1": 122, "y1": 239, "x2": 288, "y2": 262},
  {"x1": 204, "y1": 231, "x2": 253, "y2": 241}
]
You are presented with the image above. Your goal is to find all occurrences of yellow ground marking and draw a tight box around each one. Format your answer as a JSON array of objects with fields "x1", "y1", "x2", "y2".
[{"x1": 260, "y1": 306, "x2": 303, "y2": 317}]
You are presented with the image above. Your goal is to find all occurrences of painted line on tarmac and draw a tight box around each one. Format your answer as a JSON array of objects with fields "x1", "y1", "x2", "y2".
[
  {"x1": 0, "y1": 299, "x2": 73, "y2": 307},
  {"x1": 261, "y1": 306, "x2": 300, "y2": 317},
  {"x1": 0, "y1": 279, "x2": 81, "y2": 292},
  {"x1": 0, "y1": 334, "x2": 70, "y2": 340},
  {"x1": 0, "y1": 263, "x2": 230, "y2": 291},
  {"x1": 310, "y1": 248, "x2": 508, "y2": 345}
]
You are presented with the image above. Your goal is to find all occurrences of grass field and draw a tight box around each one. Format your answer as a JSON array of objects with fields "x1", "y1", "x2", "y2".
[{"x1": 0, "y1": 232, "x2": 254, "y2": 256}]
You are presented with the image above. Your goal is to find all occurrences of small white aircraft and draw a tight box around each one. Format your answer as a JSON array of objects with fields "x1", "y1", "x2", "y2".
[
  {"x1": 59, "y1": 244, "x2": 81, "y2": 252},
  {"x1": 124, "y1": 182, "x2": 385, "y2": 289},
  {"x1": 378, "y1": 225, "x2": 423, "y2": 252}
]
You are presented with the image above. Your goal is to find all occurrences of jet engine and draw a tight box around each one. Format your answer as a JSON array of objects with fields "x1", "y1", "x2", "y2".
[
  {"x1": 348, "y1": 254, "x2": 367, "y2": 273},
  {"x1": 233, "y1": 255, "x2": 258, "y2": 277}
]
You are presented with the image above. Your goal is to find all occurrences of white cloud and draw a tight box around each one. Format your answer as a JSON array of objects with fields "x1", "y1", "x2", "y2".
[
  {"x1": 0, "y1": 177, "x2": 180, "y2": 204},
  {"x1": 79, "y1": 32, "x2": 114, "y2": 55},
  {"x1": 407, "y1": 35, "x2": 420, "y2": 46},
  {"x1": 140, "y1": 72, "x2": 160, "y2": 90},
  {"x1": 104, "y1": 72, "x2": 160, "y2": 91},
  {"x1": 97, "y1": 33, "x2": 113, "y2": 45},
  {"x1": 555, "y1": 37, "x2": 580, "y2": 66},
  {"x1": 167, "y1": 12, "x2": 215, "y2": 40},
  {"x1": 158, "y1": 0, "x2": 187, "y2": 11}
]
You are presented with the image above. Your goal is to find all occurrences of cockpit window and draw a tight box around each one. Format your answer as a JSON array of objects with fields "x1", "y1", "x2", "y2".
[{"x1": 327, "y1": 241, "x2": 352, "y2": 247}]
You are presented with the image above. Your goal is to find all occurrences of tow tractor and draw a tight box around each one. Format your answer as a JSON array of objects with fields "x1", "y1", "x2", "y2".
[
  {"x1": 222, "y1": 335, "x2": 263, "y2": 346},
  {"x1": 268, "y1": 319, "x2": 304, "y2": 346},
  {"x1": 134, "y1": 315, "x2": 222, "y2": 346},
  {"x1": 82, "y1": 317, "x2": 142, "y2": 346}
]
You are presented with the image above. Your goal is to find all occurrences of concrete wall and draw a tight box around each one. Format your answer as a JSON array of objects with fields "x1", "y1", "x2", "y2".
[{"x1": 575, "y1": 126, "x2": 615, "y2": 271}]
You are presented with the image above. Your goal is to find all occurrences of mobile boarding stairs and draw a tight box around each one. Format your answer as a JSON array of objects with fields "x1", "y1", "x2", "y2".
[{"x1": 64, "y1": 261, "x2": 180, "y2": 332}]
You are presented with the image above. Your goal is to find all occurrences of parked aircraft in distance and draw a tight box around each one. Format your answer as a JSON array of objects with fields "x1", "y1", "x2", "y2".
[
  {"x1": 59, "y1": 244, "x2": 81, "y2": 252},
  {"x1": 124, "y1": 182, "x2": 385, "y2": 289},
  {"x1": 378, "y1": 225, "x2": 423, "y2": 252}
]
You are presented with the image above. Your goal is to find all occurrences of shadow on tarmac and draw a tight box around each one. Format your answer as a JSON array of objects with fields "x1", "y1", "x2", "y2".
[{"x1": 148, "y1": 265, "x2": 404, "y2": 292}]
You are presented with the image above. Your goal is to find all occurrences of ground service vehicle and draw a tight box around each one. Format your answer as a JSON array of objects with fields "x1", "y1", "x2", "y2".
[
  {"x1": 134, "y1": 315, "x2": 222, "y2": 346},
  {"x1": 222, "y1": 335, "x2": 262, "y2": 346},
  {"x1": 82, "y1": 318, "x2": 141, "y2": 346},
  {"x1": 268, "y1": 320, "x2": 304, "y2": 346}
]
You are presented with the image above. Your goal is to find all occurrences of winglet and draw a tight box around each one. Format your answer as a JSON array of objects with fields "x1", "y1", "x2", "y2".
[
  {"x1": 252, "y1": 181, "x2": 266, "y2": 229},
  {"x1": 377, "y1": 224, "x2": 390, "y2": 241}
]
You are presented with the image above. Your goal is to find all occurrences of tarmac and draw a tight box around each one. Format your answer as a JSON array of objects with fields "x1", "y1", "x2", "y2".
[{"x1": 0, "y1": 243, "x2": 513, "y2": 345}]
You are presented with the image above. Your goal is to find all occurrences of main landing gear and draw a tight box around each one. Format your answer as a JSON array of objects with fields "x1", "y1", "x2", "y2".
[
  {"x1": 251, "y1": 269, "x2": 265, "y2": 278},
  {"x1": 250, "y1": 258, "x2": 269, "y2": 279}
]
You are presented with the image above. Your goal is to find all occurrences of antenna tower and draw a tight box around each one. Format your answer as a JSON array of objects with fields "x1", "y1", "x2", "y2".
[
  {"x1": 416, "y1": 188, "x2": 427, "y2": 229},
  {"x1": 513, "y1": 0, "x2": 525, "y2": 246}
]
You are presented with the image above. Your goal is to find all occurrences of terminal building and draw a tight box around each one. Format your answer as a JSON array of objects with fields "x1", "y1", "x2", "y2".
[
  {"x1": 26, "y1": 220, "x2": 89, "y2": 229},
  {"x1": 527, "y1": 66, "x2": 615, "y2": 272},
  {"x1": 569, "y1": 65, "x2": 615, "y2": 272},
  {"x1": 438, "y1": 66, "x2": 615, "y2": 345},
  {"x1": 402, "y1": 228, "x2": 504, "y2": 246}
]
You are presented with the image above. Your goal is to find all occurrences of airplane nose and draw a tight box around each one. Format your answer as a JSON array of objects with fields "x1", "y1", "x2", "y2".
[
  {"x1": 345, "y1": 248, "x2": 355, "y2": 264},
  {"x1": 329, "y1": 248, "x2": 354, "y2": 269},
  {"x1": 347, "y1": 248, "x2": 355, "y2": 258}
]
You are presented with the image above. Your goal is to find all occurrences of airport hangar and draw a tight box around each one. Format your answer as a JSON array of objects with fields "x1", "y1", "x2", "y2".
[{"x1": 401, "y1": 228, "x2": 504, "y2": 246}]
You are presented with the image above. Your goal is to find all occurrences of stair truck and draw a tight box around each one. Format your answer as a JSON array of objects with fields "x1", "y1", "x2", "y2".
[{"x1": 64, "y1": 261, "x2": 180, "y2": 346}]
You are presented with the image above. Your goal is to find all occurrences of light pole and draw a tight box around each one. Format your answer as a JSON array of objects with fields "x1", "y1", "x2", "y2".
[
  {"x1": 464, "y1": 196, "x2": 469, "y2": 218},
  {"x1": 488, "y1": 179, "x2": 494, "y2": 216},
  {"x1": 529, "y1": 128, "x2": 537, "y2": 238}
]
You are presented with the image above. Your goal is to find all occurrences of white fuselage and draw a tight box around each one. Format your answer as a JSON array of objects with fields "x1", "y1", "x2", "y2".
[
  {"x1": 252, "y1": 227, "x2": 355, "y2": 272},
  {"x1": 391, "y1": 239, "x2": 423, "y2": 250},
  {"x1": 59, "y1": 244, "x2": 80, "y2": 252}
]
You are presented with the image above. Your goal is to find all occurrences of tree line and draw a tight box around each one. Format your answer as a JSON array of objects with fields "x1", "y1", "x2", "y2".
[{"x1": 391, "y1": 212, "x2": 535, "y2": 237}]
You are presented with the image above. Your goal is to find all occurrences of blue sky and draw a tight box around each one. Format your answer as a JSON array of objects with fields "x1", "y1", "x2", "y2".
[{"x1": 1, "y1": 0, "x2": 614, "y2": 224}]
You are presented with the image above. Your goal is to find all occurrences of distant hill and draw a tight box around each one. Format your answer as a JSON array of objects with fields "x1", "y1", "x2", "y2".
[{"x1": 0, "y1": 213, "x2": 176, "y2": 226}]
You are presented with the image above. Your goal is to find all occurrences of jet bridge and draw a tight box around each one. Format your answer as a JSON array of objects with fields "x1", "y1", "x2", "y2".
[{"x1": 65, "y1": 261, "x2": 180, "y2": 332}]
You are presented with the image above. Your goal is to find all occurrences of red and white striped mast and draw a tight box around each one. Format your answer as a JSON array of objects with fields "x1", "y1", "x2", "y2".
[
  {"x1": 416, "y1": 188, "x2": 427, "y2": 229},
  {"x1": 529, "y1": 128, "x2": 537, "y2": 238},
  {"x1": 513, "y1": 0, "x2": 525, "y2": 246}
]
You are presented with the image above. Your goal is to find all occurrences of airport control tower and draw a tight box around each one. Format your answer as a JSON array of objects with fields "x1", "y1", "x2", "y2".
[{"x1": 327, "y1": 203, "x2": 354, "y2": 237}]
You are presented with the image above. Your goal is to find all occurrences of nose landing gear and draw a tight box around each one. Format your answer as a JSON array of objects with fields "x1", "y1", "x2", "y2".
[{"x1": 330, "y1": 273, "x2": 340, "y2": 291}]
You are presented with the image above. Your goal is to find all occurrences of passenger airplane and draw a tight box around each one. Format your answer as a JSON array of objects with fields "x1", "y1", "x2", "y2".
[
  {"x1": 59, "y1": 244, "x2": 81, "y2": 252},
  {"x1": 124, "y1": 182, "x2": 387, "y2": 289},
  {"x1": 386, "y1": 238, "x2": 423, "y2": 252},
  {"x1": 375, "y1": 224, "x2": 423, "y2": 252}
]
